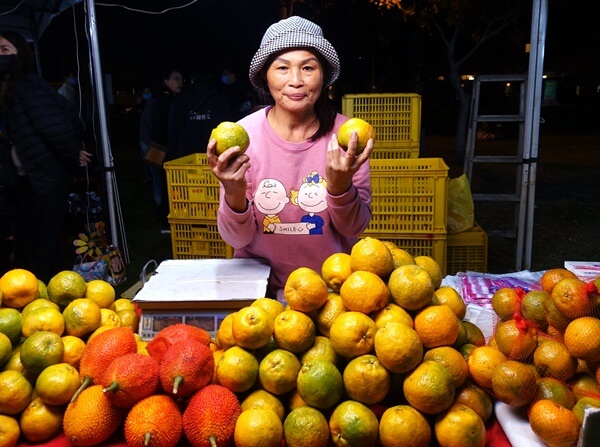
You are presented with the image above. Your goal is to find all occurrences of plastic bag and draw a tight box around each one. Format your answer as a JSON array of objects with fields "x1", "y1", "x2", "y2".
[
  {"x1": 101, "y1": 245, "x2": 126, "y2": 286},
  {"x1": 73, "y1": 255, "x2": 108, "y2": 282},
  {"x1": 447, "y1": 174, "x2": 474, "y2": 234}
]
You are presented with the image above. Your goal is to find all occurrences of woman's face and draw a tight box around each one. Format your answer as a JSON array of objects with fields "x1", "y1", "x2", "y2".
[
  {"x1": 266, "y1": 49, "x2": 324, "y2": 114},
  {"x1": 0, "y1": 37, "x2": 18, "y2": 55}
]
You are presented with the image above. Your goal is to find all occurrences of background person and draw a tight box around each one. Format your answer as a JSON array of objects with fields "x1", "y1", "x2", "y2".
[
  {"x1": 207, "y1": 16, "x2": 373, "y2": 298},
  {"x1": 0, "y1": 30, "x2": 90, "y2": 282},
  {"x1": 149, "y1": 68, "x2": 183, "y2": 234}
]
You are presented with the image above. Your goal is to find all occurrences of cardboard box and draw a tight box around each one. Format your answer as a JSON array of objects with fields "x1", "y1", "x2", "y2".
[{"x1": 133, "y1": 258, "x2": 271, "y2": 340}]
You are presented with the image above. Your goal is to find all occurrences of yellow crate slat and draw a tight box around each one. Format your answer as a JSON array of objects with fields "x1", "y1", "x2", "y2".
[
  {"x1": 164, "y1": 154, "x2": 220, "y2": 219},
  {"x1": 446, "y1": 223, "x2": 488, "y2": 275},
  {"x1": 168, "y1": 217, "x2": 234, "y2": 260},
  {"x1": 366, "y1": 158, "x2": 448, "y2": 234},
  {"x1": 342, "y1": 93, "x2": 421, "y2": 144}
]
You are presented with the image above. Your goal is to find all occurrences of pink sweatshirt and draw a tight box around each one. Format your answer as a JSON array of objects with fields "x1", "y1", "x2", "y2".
[{"x1": 217, "y1": 107, "x2": 372, "y2": 295}]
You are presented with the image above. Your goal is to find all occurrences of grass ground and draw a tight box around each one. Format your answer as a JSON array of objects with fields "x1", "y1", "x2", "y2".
[{"x1": 102, "y1": 103, "x2": 600, "y2": 297}]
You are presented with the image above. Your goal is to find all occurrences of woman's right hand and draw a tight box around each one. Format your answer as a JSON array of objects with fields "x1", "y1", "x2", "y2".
[{"x1": 207, "y1": 138, "x2": 251, "y2": 212}]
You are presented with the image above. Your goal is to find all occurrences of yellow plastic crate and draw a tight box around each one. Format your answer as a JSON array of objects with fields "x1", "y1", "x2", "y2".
[
  {"x1": 168, "y1": 217, "x2": 234, "y2": 260},
  {"x1": 365, "y1": 158, "x2": 448, "y2": 234},
  {"x1": 446, "y1": 223, "x2": 488, "y2": 275},
  {"x1": 371, "y1": 142, "x2": 419, "y2": 160},
  {"x1": 342, "y1": 93, "x2": 421, "y2": 145},
  {"x1": 164, "y1": 154, "x2": 220, "y2": 219},
  {"x1": 360, "y1": 233, "x2": 447, "y2": 276}
]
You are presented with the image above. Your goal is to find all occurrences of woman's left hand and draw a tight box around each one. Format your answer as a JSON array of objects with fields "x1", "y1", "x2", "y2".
[{"x1": 325, "y1": 131, "x2": 373, "y2": 196}]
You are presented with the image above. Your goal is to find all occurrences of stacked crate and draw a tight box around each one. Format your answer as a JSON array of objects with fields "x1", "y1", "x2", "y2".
[
  {"x1": 342, "y1": 93, "x2": 421, "y2": 159},
  {"x1": 164, "y1": 154, "x2": 233, "y2": 259},
  {"x1": 360, "y1": 158, "x2": 450, "y2": 275},
  {"x1": 446, "y1": 223, "x2": 488, "y2": 275}
]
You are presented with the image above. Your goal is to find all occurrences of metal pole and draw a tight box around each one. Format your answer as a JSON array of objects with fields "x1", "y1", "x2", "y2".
[
  {"x1": 85, "y1": 0, "x2": 119, "y2": 249},
  {"x1": 522, "y1": 0, "x2": 547, "y2": 269}
]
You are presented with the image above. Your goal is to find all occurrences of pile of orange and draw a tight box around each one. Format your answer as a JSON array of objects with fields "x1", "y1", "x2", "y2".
[
  {"x1": 485, "y1": 267, "x2": 600, "y2": 447},
  {"x1": 0, "y1": 268, "x2": 144, "y2": 445},
  {"x1": 210, "y1": 236, "x2": 492, "y2": 447}
]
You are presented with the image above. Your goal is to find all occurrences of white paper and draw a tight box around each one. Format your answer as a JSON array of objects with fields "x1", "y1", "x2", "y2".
[
  {"x1": 132, "y1": 258, "x2": 271, "y2": 303},
  {"x1": 495, "y1": 401, "x2": 546, "y2": 447}
]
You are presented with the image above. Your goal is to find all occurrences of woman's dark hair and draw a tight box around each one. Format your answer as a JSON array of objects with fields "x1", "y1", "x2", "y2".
[
  {"x1": 0, "y1": 30, "x2": 34, "y2": 78},
  {"x1": 256, "y1": 49, "x2": 337, "y2": 141}
]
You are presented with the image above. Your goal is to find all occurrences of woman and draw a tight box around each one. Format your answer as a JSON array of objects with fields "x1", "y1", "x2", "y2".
[
  {"x1": 207, "y1": 16, "x2": 373, "y2": 298},
  {"x1": 0, "y1": 30, "x2": 87, "y2": 282}
]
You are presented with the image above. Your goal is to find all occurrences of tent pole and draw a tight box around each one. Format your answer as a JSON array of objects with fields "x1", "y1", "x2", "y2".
[{"x1": 84, "y1": 0, "x2": 119, "y2": 249}]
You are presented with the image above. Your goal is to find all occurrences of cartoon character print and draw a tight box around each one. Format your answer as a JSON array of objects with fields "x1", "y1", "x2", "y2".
[
  {"x1": 289, "y1": 171, "x2": 327, "y2": 235},
  {"x1": 253, "y1": 178, "x2": 290, "y2": 233}
]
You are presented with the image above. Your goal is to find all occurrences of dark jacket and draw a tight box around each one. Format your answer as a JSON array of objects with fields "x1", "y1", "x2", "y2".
[
  {"x1": 4, "y1": 72, "x2": 81, "y2": 189},
  {"x1": 167, "y1": 88, "x2": 233, "y2": 160}
]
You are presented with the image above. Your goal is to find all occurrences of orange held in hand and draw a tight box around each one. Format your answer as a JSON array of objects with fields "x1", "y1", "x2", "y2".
[{"x1": 337, "y1": 118, "x2": 375, "y2": 154}]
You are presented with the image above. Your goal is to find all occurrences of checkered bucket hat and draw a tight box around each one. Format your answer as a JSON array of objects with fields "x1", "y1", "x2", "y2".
[{"x1": 249, "y1": 16, "x2": 340, "y2": 93}]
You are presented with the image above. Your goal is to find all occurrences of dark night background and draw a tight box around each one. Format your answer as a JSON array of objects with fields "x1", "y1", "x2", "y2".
[{"x1": 32, "y1": 0, "x2": 600, "y2": 101}]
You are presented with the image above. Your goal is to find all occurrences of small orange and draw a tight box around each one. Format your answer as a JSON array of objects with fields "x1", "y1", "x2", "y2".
[
  {"x1": 0, "y1": 370, "x2": 33, "y2": 415},
  {"x1": 342, "y1": 354, "x2": 390, "y2": 405},
  {"x1": 215, "y1": 312, "x2": 237, "y2": 350},
  {"x1": 283, "y1": 406, "x2": 329, "y2": 447},
  {"x1": 423, "y1": 346, "x2": 469, "y2": 388},
  {"x1": 544, "y1": 298, "x2": 572, "y2": 331},
  {"x1": 520, "y1": 290, "x2": 551, "y2": 330},
  {"x1": 463, "y1": 321, "x2": 485, "y2": 346},
  {"x1": 388, "y1": 264, "x2": 434, "y2": 311},
  {"x1": 566, "y1": 372, "x2": 600, "y2": 401},
  {"x1": 328, "y1": 400, "x2": 379, "y2": 447},
  {"x1": 349, "y1": 237, "x2": 394, "y2": 278},
  {"x1": 339, "y1": 270, "x2": 389, "y2": 314},
  {"x1": 534, "y1": 377, "x2": 576, "y2": 409},
  {"x1": 321, "y1": 252, "x2": 352, "y2": 292},
  {"x1": 19, "y1": 396, "x2": 63, "y2": 443},
  {"x1": 231, "y1": 305, "x2": 274, "y2": 350},
  {"x1": 337, "y1": 117, "x2": 376, "y2": 154},
  {"x1": 283, "y1": 267, "x2": 329, "y2": 313},
  {"x1": 296, "y1": 359, "x2": 343, "y2": 410},
  {"x1": 389, "y1": 247, "x2": 416, "y2": 269},
  {"x1": 258, "y1": 349, "x2": 301, "y2": 396},
  {"x1": 434, "y1": 404, "x2": 486, "y2": 447},
  {"x1": 414, "y1": 255, "x2": 443, "y2": 289},
  {"x1": 84, "y1": 280, "x2": 115, "y2": 309},
  {"x1": 233, "y1": 408, "x2": 283, "y2": 447},
  {"x1": 572, "y1": 396, "x2": 600, "y2": 425},
  {"x1": 563, "y1": 316, "x2": 600, "y2": 363},
  {"x1": 374, "y1": 322, "x2": 422, "y2": 374},
  {"x1": 251, "y1": 297, "x2": 284, "y2": 321},
  {"x1": 540, "y1": 268, "x2": 577, "y2": 293},
  {"x1": 432, "y1": 286, "x2": 467, "y2": 320},
  {"x1": 0, "y1": 269, "x2": 39, "y2": 309},
  {"x1": 414, "y1": 305, "x2": 460, "y2": 348},
  {"x1": 300, "y1": 335, "x2": 343, "y2": 368},
  {"x1": 372, "y1": 302, "x2": 413, "y2": 329},
  {"x1": 211, "y1": 121, "x2": 250, "y2": 155},
  {"x1": 551, "y1": 277, "x2": 594, "y2": 319},
  {"x1": 403, "y1": 360, "x2": 456, "y2": 415},
  {"x1": 314, "y1": 292, "x2": 346, "y2": 338},
  {"x1": 467, "y1": 346, "x2": 507, "y2": 390},
  {"x1": 491, "y1": 287, "x2": 519, "y2": 321},
  {"x1": 241, "y1": 389, "x2": 286, "y2": 423},
  {"x1": 273, "y1": 309, "x2": 315, "y2": 353},
  {"x1": 329, "y1": 311, "x2": 377, "y2": 359},
  {"x1": 21, "y1": 306, "x2": 65, "y2": 337},
  {"x1": 379, "y1": 405, "x2": 431, "y2": 447},
  {"x1": 490, "y1": 360, "x2": 537, "y2": 407},
  {"x1": 533, "y1": 339, "x2": 578, "y2": 381},
  {"x1": 453, "y1": 379, "x2": 493, "y2": 422},
  {"x1": 0, "y1": 415, "x2": 20, "y2": 447},
  {"x1": 62, "y1": 298, "x2": 102, "y2": 338},
  {"x1": 215, "y1": 346, "x2": 259, "y2": 393},
  {"x1": 528, "y1": 399, "x2": 580, "y2": 447},
  {"x1": 493, "y1": 319, "x2": 537, "y2": 361}
]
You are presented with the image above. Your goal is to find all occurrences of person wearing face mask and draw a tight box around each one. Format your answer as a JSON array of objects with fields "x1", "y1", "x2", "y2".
[
  {"x1": 218, "y1": 67, "x2": 254, "y2": 120},
  {"x1": 0, "y1": 30, "x2": 91, "y2": 282}
]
